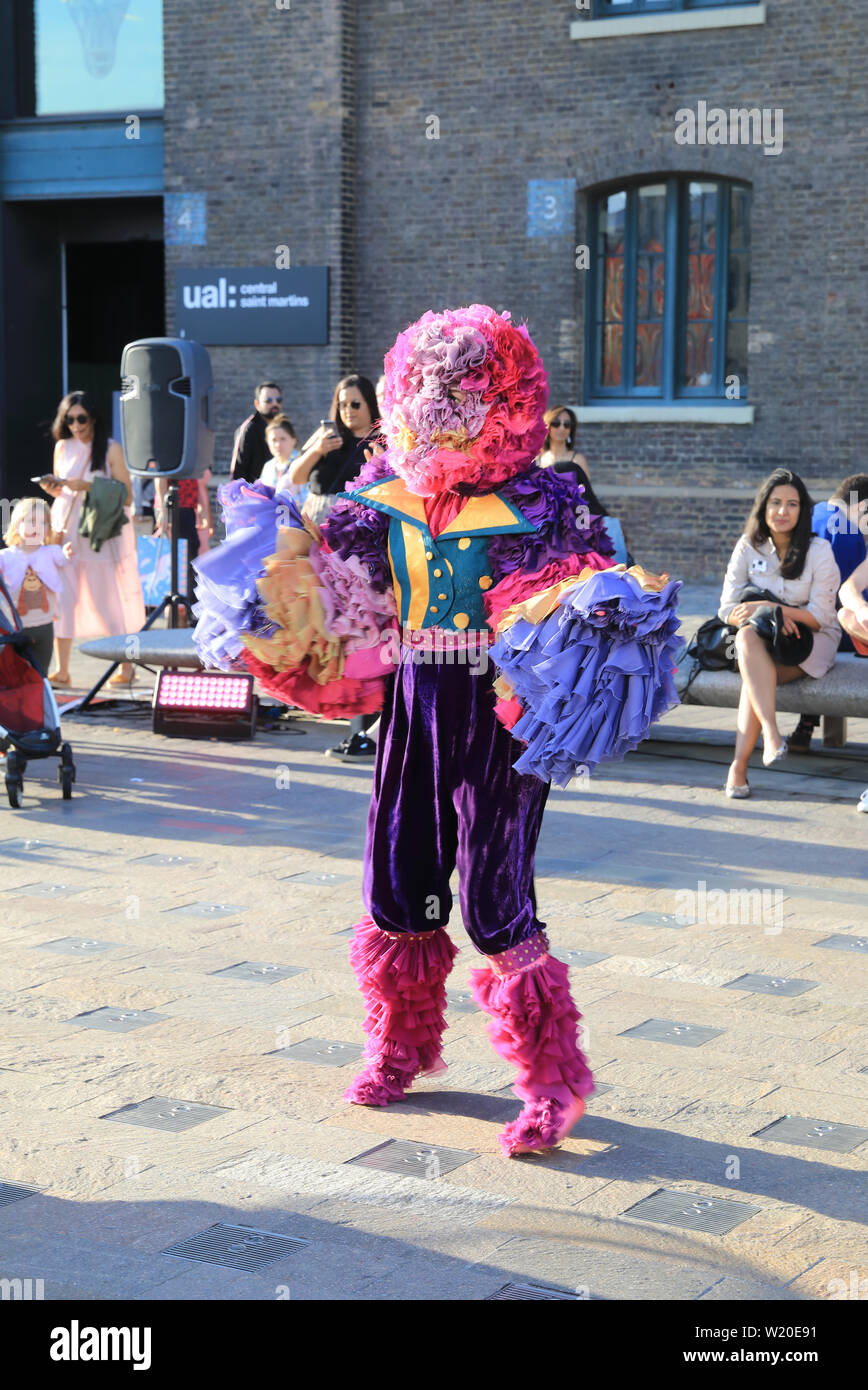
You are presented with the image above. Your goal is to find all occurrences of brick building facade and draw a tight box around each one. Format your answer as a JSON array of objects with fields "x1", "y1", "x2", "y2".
[{"x1": 3, "y1": 2, "x2": 864, "y2": 582}]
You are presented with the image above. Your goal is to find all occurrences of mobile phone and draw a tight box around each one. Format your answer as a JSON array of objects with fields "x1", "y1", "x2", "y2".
[
  {"x1": 31, "y1": 475, "x2": 55, "y2": 485},
  {"x1": 320, "y1": 419, "x2": 337, "y2": 435}
]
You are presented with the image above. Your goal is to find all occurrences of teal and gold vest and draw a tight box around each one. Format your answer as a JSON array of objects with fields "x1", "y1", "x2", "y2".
[{"x1": 350, "y1": 474, "x2": 536, "y2": 631}]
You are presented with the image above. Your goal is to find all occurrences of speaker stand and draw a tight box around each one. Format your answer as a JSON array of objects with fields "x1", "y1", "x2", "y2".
[{"x1": 74, "y1": 483, "x2": 193, "y2": 713}]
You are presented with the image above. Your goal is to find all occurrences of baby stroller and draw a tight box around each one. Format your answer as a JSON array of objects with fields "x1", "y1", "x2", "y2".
[{"x1": 0, "y1": 574, "x2": 75, "y2": 807}]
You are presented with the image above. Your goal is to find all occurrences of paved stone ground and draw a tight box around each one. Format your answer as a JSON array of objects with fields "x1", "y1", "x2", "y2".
[{"x1": 0, "y1": 586, "x2": 866, "y2": 1301}]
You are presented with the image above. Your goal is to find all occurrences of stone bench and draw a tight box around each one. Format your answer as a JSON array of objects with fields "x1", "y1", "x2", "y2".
[{"x1": 676, "y1": 651, "x2": 868, "y2": 747}]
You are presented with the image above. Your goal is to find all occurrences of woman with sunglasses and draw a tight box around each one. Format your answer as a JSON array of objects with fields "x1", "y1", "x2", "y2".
[
  {"x1": 37, "y1": 390, "x2": 144, "y2": 686},
  {"x1": 539, "y1": 405, "x2": 631, "y2": 566},
  {"x1": 290, "y1": 374, "x2": 382, "y2": 524}
]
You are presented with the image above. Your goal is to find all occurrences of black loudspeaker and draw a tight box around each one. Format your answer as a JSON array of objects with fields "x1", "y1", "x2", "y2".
[{"x1": 120, "y1": 337, "x2": 215, "y2": 478}]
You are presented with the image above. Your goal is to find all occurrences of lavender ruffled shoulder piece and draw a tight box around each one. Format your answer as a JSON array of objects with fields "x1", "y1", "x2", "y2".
[
  {"x1": 320, "y1": 452, "x2": 393, "y2": 593},
  {"x1": 491, "y1": 568, "x2": 683, "y2": 787},
  {"x1": 192, "y1": 480, "x2": 304, "y2": 670},
  {"x1": 489, "y1": 466, "x2": 614, "y2": 583}
]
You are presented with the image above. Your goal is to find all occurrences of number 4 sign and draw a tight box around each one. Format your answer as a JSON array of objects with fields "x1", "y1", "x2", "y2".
[{"x1": 165, "y1": 193, "x2": 207, "y2": 246}]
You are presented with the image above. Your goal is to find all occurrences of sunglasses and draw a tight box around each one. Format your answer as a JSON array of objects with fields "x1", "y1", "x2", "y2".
[
  {"x1": 341, "y1": 400, "x2": 363, "y2": 410},
  {"x1": 261, "y1": 396, "x2": 282, "y2": 405},
  {"x1": 551, "y1": 419, "x2": 571, "y2": 429},
  {"x1": 66, "y1": 413, "x2": 89, "y2": 425}
]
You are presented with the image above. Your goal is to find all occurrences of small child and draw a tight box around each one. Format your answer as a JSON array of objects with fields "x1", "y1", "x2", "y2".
[
  {"x1": 260, "y1": 415, "x2": 306, "y2": 505},
  {"x1": 0, "y1": 498, "x2": 71, "y2": 675}
]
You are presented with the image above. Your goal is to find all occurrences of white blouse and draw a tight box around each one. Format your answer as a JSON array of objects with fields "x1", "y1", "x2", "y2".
[{"x1": 718, "y1": 533, "x2": 842, "y2": 678}]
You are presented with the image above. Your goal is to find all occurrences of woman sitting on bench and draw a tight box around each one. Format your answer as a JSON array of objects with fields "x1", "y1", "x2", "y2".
[{"x1": 719, "y1": 469, "x2": 841, "y2": 799}]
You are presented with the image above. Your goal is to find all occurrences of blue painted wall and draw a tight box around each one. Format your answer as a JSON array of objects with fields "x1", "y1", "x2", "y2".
[{"x1": 0, "y1": 115, "x2": 163, "y2": 200}]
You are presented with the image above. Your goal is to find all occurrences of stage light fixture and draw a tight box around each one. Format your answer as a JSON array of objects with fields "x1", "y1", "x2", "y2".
[{"x1": 152, "y1": 670, "x2": 257, "y2": 739}]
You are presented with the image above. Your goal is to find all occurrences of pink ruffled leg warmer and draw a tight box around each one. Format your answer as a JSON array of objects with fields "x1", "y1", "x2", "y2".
[
  {"x1": 343, "y1": 915, "x2": 458, "y2": 1107},
  {"x1": 470, "y1": 931, "x2": 594, "y2": 1156}
]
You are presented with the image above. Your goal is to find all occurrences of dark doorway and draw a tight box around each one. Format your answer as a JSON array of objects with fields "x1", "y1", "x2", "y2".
[
  {"x1": 66, "y1": 240, "x2": 164, "y2": 433},
  {"x1": 0, "y1": 197, "x2": 163, "y2": 500}
]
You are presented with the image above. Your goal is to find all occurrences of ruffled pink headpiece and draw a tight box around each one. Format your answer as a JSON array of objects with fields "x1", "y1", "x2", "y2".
[{"x1": 379, "y1": 304, "x2": 548, "y2": 496}]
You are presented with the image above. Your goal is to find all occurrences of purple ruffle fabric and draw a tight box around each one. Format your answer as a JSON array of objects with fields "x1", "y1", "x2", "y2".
[
  {"x1": 320, "y1": 453, "x2": 393, "y2": 593},
  {"x1": 308, "y1": 544, "x2": 398, "y2": 654},
  {"x1": 490, "y1": 568, "x2": 682, "y2": 786},
  {"x1": 192, "y1": 480, "x2": 304, "y2": 670},
  {"x1": 488, "y1": 466, "x2": 614, "y2": 581}
]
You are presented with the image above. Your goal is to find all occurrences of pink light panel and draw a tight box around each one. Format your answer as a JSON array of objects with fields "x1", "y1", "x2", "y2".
[{"x1": 158, "y1": 673, "x2": 251, "y2": 711}]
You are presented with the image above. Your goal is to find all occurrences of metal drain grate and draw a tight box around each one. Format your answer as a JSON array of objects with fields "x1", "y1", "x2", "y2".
[
  {"x1": 165, "y1": 902, "x2": 244, "y2": 918},
  {"x1": 0, "y1": 837, "x2": 62, "y2": 854},
  {"x1": 8, "y1": 881, "x2": 88, "y2": 897},
  {"x1": 101, "y1": 1097, "x2": 228, "y2": 1132},
  {"x1": 486, "y1": 1281, "x2": 582, "y2": 1300},
  {"x1": 34, "y1": 937, "x2": 117, "y2": 955},
  {"x1": 753, "y1": 1116, "x2": 868, "y2": 1154},
  {"x1": 270, "y1": 1038, "x2": 363, "y2": 1067},
  {"x1": 130, "y1": 853, "x2": 198, "y2": 868},
  {"x1": 557, "y1": 949, "x2": 610, "y2": 967},
  {"x1": 619, "y1": 1018, "x2": 724, "y2": 1048},
  {"x1": 0, "y1": 1181, "x2": 42, "y2": 1208},
  {"x1": 723, "y1": 973, "x2": 817, "y2": 997},
  {"x1": 623, "y1": 1188, "x2": 761, "y2": 1235},
  {"x1": 445, "y1": 990, "x2": 478, "y2": 1014},
  {"x1": 815, "y1": 934, "x2": 868, "y2": 954},
  {"x1": 281, "y1": 871, "x2": 353, "y2": 886},
  {"x1": 66, "y1": 1007, "x2": 168, "y2": 1033},
  {"x1": 620, "y1": 911, "x2": 692, "y2": 929},
  {"x1": 209, "y1": 961, "x2": 305, "y2": 985},
  {"x1": 162, "y1": 1222, "x2": 309, "y2": 1272},
  {"x1": 347, "y1": 1138, "x2": 476, "y2": 1179}
]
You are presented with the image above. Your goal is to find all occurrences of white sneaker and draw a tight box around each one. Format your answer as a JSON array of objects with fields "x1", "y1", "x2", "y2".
[{"x1": 857, "y1": 789, "x2": 868, "y2": 814}]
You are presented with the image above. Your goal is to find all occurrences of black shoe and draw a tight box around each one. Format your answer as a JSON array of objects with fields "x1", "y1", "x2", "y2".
[
  {"x1": 340, "y1": 734, "x2": 377, "y2": 762},
  {"x1": 788, "y1": 715, "x2": 819, "y2": 751},
  {"x1": 325, "y1": 736, "x2": 351, "y2": 758}
]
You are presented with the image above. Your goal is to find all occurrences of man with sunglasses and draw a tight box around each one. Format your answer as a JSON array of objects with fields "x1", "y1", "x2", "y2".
[{"x1": 230, "y1": 381, "x2": 284, "y2": 483}]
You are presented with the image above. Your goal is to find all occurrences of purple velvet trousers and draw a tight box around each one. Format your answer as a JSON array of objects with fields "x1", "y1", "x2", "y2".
[{"x1": 363, "y1": 646, "x2": 549, "y2": 956}]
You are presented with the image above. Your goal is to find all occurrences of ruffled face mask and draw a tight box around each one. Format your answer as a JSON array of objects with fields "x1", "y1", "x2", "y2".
[{"x1": 378, "y1": 304, "x2": 549, "y2": 498}]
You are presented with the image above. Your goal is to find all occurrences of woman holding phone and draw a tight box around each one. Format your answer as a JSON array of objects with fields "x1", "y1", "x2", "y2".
[
  {"x1": 37, "y1": 389, "x2": 144, "y2": 686},
  {"x1": 290, "y1": 374, "x2": 382, "y2": 526}
]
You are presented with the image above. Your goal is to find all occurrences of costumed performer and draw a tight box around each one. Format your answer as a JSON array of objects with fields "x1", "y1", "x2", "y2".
[{"x1": 193, "y1": 304, "x2": 682, "y2": 1155}]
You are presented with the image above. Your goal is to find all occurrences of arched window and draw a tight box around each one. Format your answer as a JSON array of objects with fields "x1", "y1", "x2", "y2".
[{"x1": 586, "y1": 177, "x2": 751, "y2": 404}]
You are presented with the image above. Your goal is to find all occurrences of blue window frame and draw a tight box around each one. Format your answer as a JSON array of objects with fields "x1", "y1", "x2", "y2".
[
  {"x1": 585, "y1": 176, "x2": 751, "y2": 404},
  {"x1": 594, "y1": 0, "x2": 756, "y2": 15}
]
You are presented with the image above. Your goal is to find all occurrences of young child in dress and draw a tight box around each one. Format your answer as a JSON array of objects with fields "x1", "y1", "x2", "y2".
[
  {"x1": 261, "y1": 416, "x2": 306, "y2": 506},
  {"x1": 0, "y1": 498, "x2": 71, "y2": 674}
]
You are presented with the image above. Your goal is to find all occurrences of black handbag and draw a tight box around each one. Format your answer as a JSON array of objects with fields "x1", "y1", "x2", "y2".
[
  {"x1": 738, "y1": 585, "x2": 814, "y2": 665},
  {"x1": 686, "y1": 616, "x2": 738, "y2": 672}
]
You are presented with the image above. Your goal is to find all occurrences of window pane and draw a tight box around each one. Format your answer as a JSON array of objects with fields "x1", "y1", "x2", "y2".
[
  {"x1": 35, "y1": 0, "x2": 164, "y2": 116},
  {"x1": 597, "y1": 191, "x2": 626, "y2": 388},
  {"x1": 684, "y1": 182, "x2": 717, "y2": 387},
  {"x1": 729, "y1": 184, "x2": 751, "y2": 251},
  {"x1": 634, "y1": 186, "x2": 665, "y2": 387},
  {"x1": 725, "y1": 323, "x2": 748, "y2": 383},
  {"x1": 726, "y1": 184, "x2": 752, "y2": 393},
  {"x1": 602, "y1": 325, "x2": 623, "y2": 387}
]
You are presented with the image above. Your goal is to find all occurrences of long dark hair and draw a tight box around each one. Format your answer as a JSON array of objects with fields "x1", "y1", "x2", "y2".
[
  {"x1": 329, "y1": 374, "x2": 380, "y2": 449},
  {"x1": 746, "y1": 467, "x2": 814, "y2": 579},
  {"x1": 51, "y1": 390, "x2": 109, "y2": 473}
]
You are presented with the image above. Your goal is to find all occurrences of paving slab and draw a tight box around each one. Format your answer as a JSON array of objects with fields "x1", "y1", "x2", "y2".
[{"x1": 0, "y1": 628, "x2": 865, "y2": 1301}]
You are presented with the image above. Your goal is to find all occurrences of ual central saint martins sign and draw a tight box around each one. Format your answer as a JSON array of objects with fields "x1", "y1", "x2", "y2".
[{"x1": 174, "y1": 266, "x2": 328, "y2": 345}]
